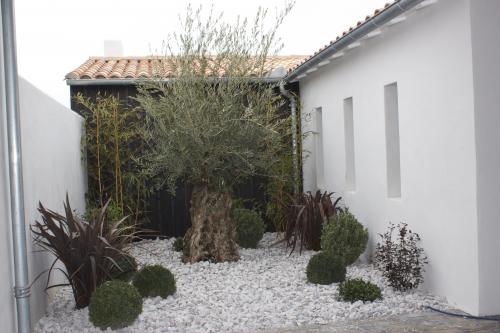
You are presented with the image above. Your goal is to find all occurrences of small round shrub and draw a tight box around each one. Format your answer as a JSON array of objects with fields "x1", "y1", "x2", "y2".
[
  {"x1": 306, "y1": 252, "x2": 346, "y2": 285},
  {"x1": 233, "y1": 208, "x2": 265, "y2": 248},
  {"x1": 338, "y1": 278, "x2": 382, "y2": 303},
  {"x1": 111, "y1": 254, "x2": 137, "y2": 281},
  {"x1": 173, "y1": 237, "x2": 184, "y2": 252},
  {"x1": 132, "y1": 265, "x2": 176, "y2": 298},
  {"x1": 321, "y1": 211, "x2": 368, "y2": 265},
  {"x1": 89, "y1": 280, "x2": 142, "y2": 330}
]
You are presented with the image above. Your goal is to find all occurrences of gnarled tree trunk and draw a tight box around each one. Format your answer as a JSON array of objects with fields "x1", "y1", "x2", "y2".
[{"x1": 182, "y1": 185, "x2": 239, "y2": 263}]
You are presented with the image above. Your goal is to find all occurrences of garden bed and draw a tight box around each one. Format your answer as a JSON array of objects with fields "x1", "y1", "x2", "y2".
[{"x1": 34, "y1": 233, "x2": 448, "y2": 333}]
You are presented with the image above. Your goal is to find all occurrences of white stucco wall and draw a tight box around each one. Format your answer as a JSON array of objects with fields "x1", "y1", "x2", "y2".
[
  {"x1": 0, "y1": 40, "x2": 86, "y2": 331},
  {"x1": 18, "y1": 77, "x2": 87, "y2": 326},
  {"x1": 298, "y1": 0, "x2": 488, "y2": 315},
  {"x1": 470, "y1": 0, "x2": 500, "y2": 316}
]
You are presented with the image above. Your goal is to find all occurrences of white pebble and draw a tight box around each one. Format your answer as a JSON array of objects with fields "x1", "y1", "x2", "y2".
[{"x1": 33, "y1": 233, "x2": 449, "y2": 333}]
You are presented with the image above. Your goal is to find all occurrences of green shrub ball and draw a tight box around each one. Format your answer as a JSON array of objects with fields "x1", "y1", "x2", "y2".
[
  {"x1": 306, "y1": 252, "x2": 346, "y2": 285},
  {"x1": 111, "y1": 254, "x2": 137, "y2": 281},
  {"x1": 233, "y1": 208, "x2": 265, "y2": 248},
  {"x1": 338, "y1": 278, "x2": 382, "y2": 303},
  {"x1": 132, "y1": 265, "x2": 176, "y2": 298},
  {"x1": 321, "y1": 211, "x2": 368, "y2": 265},
  {"x1": 89, "y1": 280, "x2": 142, "y2": 330},
  {"x1": 173, "y1": 237, "x2": 184, "y2": 252}
]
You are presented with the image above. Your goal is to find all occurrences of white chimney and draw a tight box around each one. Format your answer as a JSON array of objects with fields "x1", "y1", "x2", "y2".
[{"x1": 103, "y1": 40, "x2": 124, "y2": 57}]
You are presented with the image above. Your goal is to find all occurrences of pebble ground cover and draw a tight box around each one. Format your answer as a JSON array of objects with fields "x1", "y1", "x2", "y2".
[{"x1": 34, "y1": 233, "x2": 448, "y2": 333}]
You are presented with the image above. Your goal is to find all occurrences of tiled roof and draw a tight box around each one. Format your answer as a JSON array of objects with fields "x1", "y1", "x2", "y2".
[
  {"x1": 287, "y1": 1, "x2": 404, "y2": 76},
  {"x1": 65, "y1": 55, "x2": 307, "y2": 81}
]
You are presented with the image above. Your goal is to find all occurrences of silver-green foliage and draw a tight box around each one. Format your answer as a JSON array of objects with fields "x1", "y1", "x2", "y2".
[
  {"x1": 321, "y1": 211, "x2": 368, "y2": 266},
  {"x1": 135, "y1": 4, "x2": 294, "y2": 194}
]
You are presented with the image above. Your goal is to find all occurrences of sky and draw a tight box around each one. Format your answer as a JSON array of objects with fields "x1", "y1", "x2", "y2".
[{"x1": 14, "y1": 0, "x2": 388, "y2": 107}]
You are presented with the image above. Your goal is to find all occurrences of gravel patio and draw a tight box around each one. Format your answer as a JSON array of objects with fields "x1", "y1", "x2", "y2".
[{"x1": 34, "y1": 233, "x2": 449, "y2": 333}]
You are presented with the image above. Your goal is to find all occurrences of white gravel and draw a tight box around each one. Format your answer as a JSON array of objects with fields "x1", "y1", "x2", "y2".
[{"x1": 34, "y1": 233, "x2": 448, "y2": 333}]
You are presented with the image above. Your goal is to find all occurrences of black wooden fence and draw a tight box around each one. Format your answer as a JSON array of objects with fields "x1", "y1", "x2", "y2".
[
  {"x1": 70, "y1": 82, "x2": 298, "y2": 237},
  {"x1": 145, "y1": 177, "x2": 268, "y2": 237}
]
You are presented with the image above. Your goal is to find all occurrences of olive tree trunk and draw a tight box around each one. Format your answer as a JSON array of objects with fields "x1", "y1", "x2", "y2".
[{"x1": 182, "y1": 185, "x2": 239, "y2": 263}]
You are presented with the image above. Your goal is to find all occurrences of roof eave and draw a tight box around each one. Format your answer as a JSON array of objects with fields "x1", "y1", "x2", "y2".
[
  {"x1": 66, "y1": 76, "x2": 285, "y2": 86},
  {"x1": 285, "y1": 0, "x2": 425, "y2": 82},
  {"x1": 66, "y1": 78, "x2": 143, "y2": 86}
]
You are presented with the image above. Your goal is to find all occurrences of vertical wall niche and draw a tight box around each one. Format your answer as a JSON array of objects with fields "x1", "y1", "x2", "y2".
[
  {"x1": 385, "y1": 82, "x2": 402, "y2": 198},
  {"x1": 314, "y1": 107, "x2": 324, "y2": 190},
  {"x1": 343, "y1": 97, "x2": 356, "y2": 191}
]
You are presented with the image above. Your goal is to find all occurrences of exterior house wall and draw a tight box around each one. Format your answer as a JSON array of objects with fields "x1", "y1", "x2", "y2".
[
  {"x1": 470, "y1": 0, "x2": 500, "y2": 316},
  {"x1": 299, "y1": 0, "x2": 485, "y2": 314},
  {"x1": 0, "y1": 16, "x2": 86, "y2": 328}
]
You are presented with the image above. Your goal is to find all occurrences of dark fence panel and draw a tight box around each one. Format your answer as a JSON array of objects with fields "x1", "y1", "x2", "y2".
[
  {"x1": 70, "y1": 82, "x2": 298, "y2": 237},
  {"x1": 144, "y1": 177, "x2": 268, "y2": 237},
  {"x1": 146, "y1": 182, "x2": 192, "y2": 237}
]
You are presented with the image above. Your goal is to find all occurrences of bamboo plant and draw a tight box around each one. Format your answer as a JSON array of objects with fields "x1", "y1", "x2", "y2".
[{"x1": 75, "y1": 93, "x2": 149, "y2": 223}]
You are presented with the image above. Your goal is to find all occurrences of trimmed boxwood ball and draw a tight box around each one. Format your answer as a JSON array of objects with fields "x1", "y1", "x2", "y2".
[
  {"x1": 110, "y1": 254, "x2": 138, "y2": 281},
  {"x1": 338, "y1": 278, "x2": 382, "y2": 303},
  {"x1": 321, "y1": 211, "x2": 368, "y2": 266},
  {"x1": 132, "y1": 265, "x2": 176, "y2": 298},
  {"x1": 173, "y1": 237, "x2": 184, "y2": 252},
  {"x1": 233, "y1": 208, "x2": 265, "y2": 248},
  {"x1": 89, "y1": 280, "x2": 142, "y2": 330},
  {"x1": 306, "y1": 252, "x2": 346, "y2": 285}
]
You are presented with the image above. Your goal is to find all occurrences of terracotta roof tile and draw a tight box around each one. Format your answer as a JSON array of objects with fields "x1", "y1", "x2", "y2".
[
  {"x1": 65, "y1": 55, "x2": 307, "y2": 81},
  {"x1": 82, "y1": 59, "x2": 106, "y2": 79},
  {"x1": 95, "y1": 60, "x2": 116, "y2": 78},
  {"x1": 124, "y1": 60, "x2": 138, "y2": 78},
  {"x1": 110, "y1": 59, "x2": 127, "y2": 78}
]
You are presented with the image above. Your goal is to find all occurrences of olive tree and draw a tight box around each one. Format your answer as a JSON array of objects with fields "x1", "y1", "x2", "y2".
[{"x1": 135, "y1": 4, "x2": 294, "y2": 262}]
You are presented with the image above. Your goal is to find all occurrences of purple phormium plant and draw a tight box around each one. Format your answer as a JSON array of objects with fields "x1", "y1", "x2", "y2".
[
  {"x1": 283, "y1": 190, "x2": 342, "y2": 254},
  {"x1": 32, "y1": 195, "x2": 140, "y2": 308}
]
